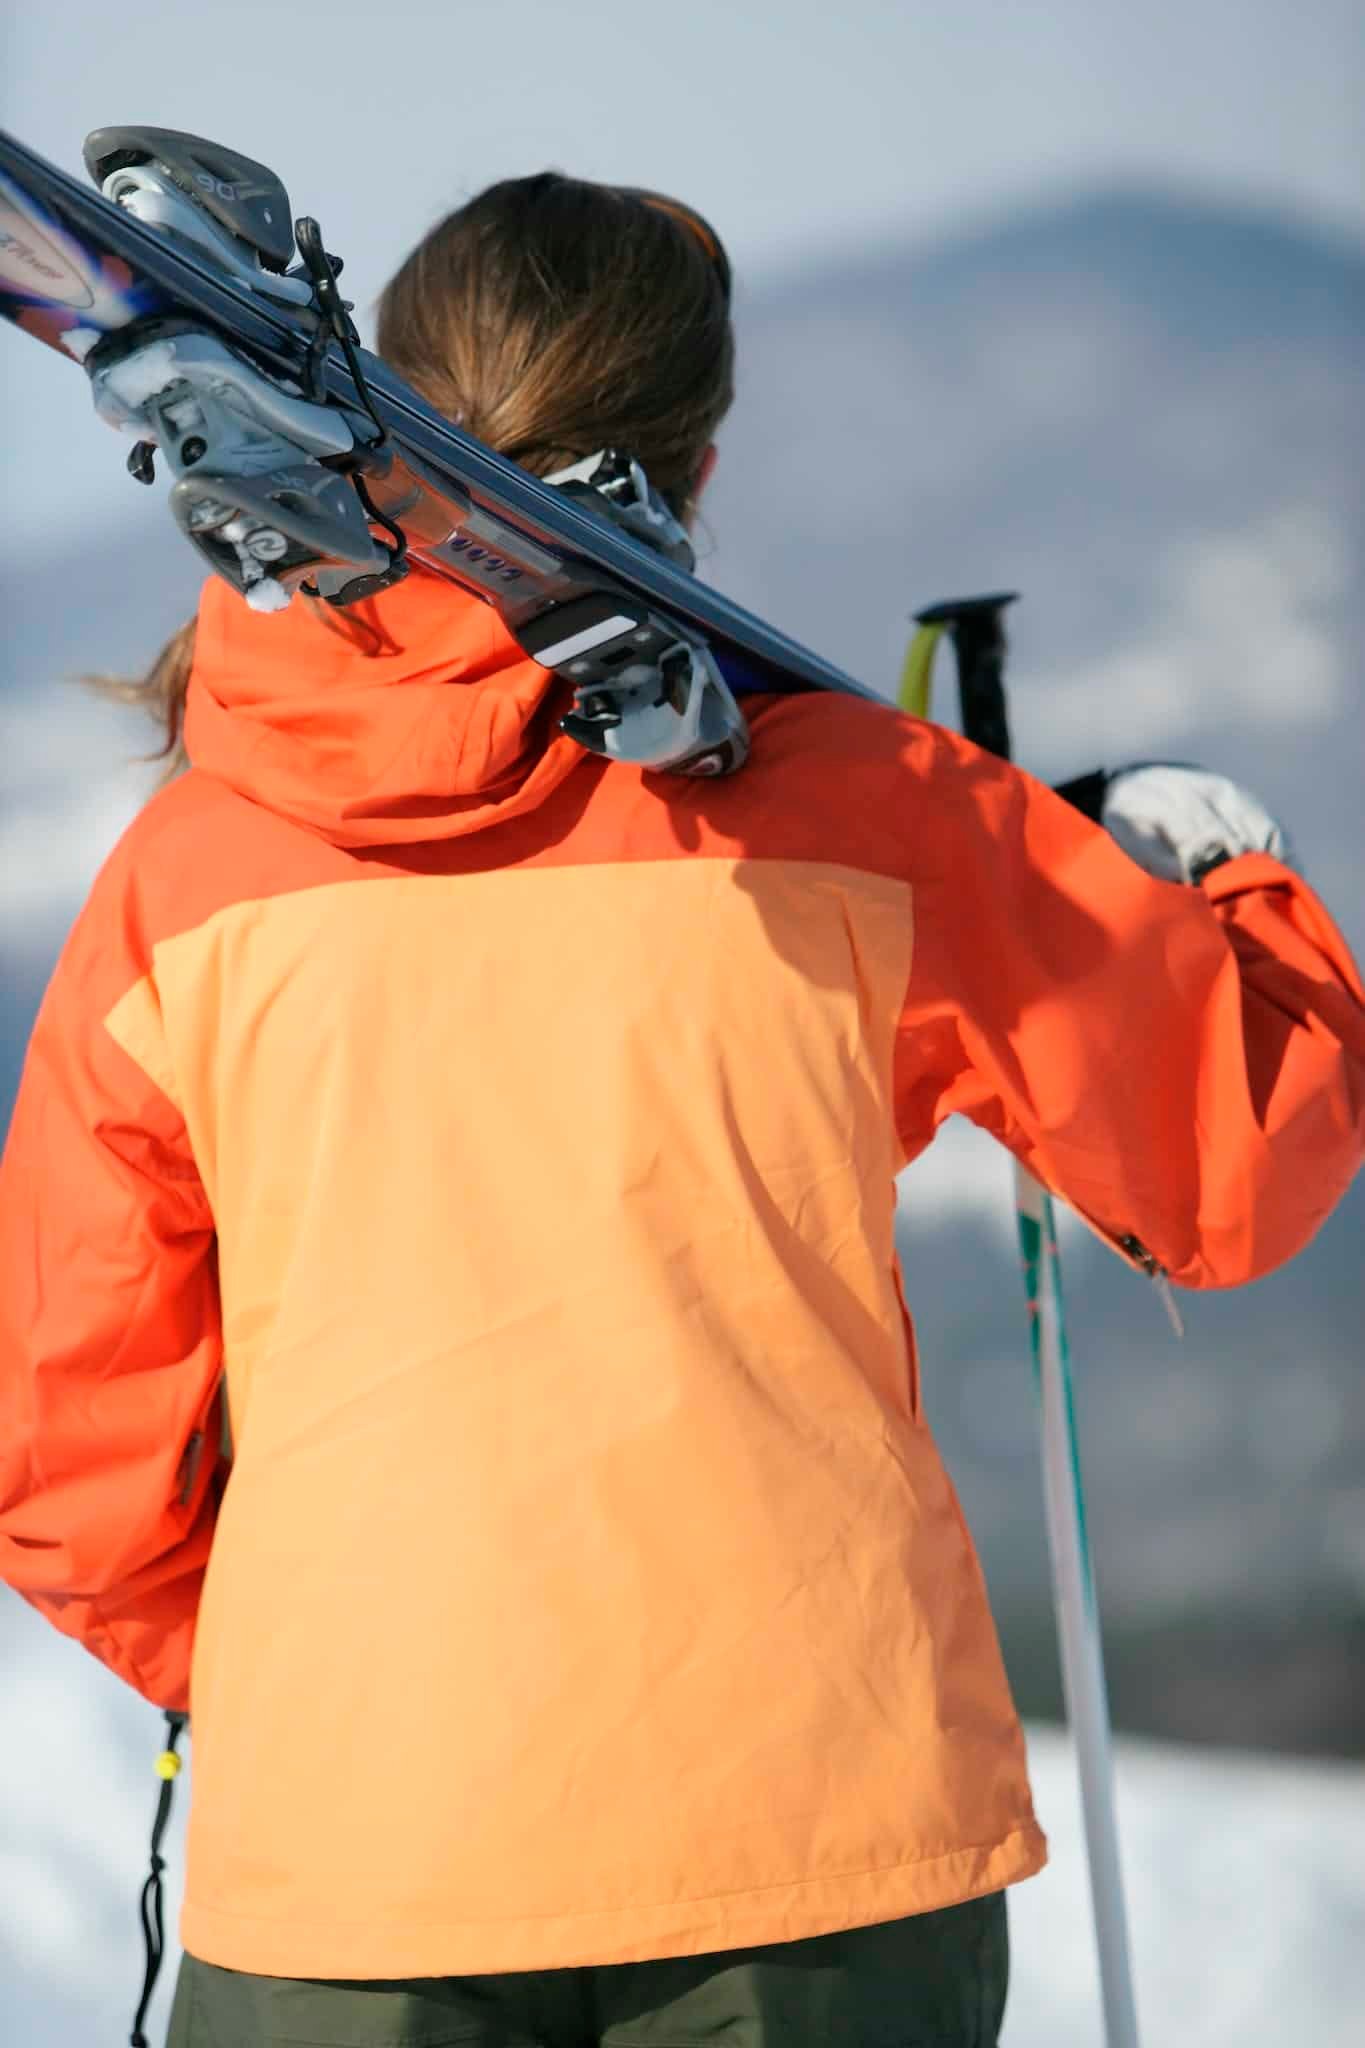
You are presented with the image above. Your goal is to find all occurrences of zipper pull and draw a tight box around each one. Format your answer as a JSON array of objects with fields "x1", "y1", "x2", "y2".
[
  {"x1": 1118, "y1": 1234, "x2": 1186, "y2": 1339},
  {"x1": 1153, "y1": 1271, "x2": 1186, "y2": 1340}
]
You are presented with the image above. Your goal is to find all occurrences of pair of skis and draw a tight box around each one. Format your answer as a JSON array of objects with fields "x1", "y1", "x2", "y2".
[
  {"x1": 0, "y1": 123, "x2": 884, "y2": 780},
  {"x1": 0, "y1": 120, "x2": 1138, "y2": 2046}
]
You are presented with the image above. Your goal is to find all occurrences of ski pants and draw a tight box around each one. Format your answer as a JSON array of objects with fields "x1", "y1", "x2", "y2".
[{"x1": 165, "y1": 1893, "x2": 1007, "y2": 2046}]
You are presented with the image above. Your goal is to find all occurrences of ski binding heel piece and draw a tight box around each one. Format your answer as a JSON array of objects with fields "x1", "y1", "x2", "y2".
[
  {"x1": 522, "y1": 596, "x2": 748, "y2": 776},
  {"x1": 89, "y1": 328, "x2": 390, "y2": 608}
]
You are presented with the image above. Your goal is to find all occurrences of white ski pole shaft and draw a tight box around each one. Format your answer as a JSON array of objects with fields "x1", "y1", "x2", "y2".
[
  {"x1": 899, "y1": 594, "x2": 1139, "y2": 2039},
  {"x1": 1015, "y1": 1162, "x2": 1140, "y2": 2048}
]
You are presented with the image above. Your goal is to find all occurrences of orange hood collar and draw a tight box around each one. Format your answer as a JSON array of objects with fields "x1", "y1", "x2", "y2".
[{"x1": 183, "y1": 570, "x2": 586, "y2": 847}]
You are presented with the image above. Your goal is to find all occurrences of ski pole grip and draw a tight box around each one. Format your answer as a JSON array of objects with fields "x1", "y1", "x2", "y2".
[{"x1": 914, "y1": 592, "x2": 1018, "y2": 765}]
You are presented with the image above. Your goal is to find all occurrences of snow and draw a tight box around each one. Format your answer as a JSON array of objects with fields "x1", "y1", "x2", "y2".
[
  {"x1": 94, "y1": 337, "x2": 182, "y2": 415},
  {"x1": 1, "y1": 1591, "x2": 1361, "y2": 2046},
  {"x1": 1005, "y1": 1725, "x2": 1365, "y2": 2046},
  {"x1": 244, "y1": 573, "x2": 291, "y2": 613},
  {"x1": 56, "y1": 326, "x2": 102, "y2": 364}
]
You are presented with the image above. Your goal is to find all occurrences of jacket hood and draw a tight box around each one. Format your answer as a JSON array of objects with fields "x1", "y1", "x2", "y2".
[{"x1": 183, "y1": 569, "x2": 586, "y2": 847}]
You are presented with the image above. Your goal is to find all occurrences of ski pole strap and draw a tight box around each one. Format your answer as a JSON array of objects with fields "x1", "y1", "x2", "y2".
[
  {"x1": 129, "y1": 1709, "x2": 187, "y2": 2048},
  {"x1": 897, "y1": 620, "x2": 945, "y2": 721}
]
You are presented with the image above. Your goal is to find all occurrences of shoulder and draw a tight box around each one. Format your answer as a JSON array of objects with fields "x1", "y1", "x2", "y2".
[
  {"x1": 65, "y1": 765, "x2": 334, "y2": 985},
  {"x1": 745, "y1": 685, "x2": 1014, "y2": 786},
  {"x1": 731, "y1": 688, "x2": 1027, "y2": 877}
]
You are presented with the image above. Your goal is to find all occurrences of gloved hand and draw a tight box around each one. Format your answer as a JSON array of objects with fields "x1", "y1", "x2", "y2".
[
  {"x1": 1052, "y1": 762, "x2": 1297, "y2": 883},
  {"x1": 1097, "y1": 762, "x2": 1299, "y2": 884}
]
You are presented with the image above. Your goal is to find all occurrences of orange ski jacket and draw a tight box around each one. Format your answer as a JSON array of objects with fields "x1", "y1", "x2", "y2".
[{"x1": 3, "y1": 569, "x2": 1363, "y2": 1979}]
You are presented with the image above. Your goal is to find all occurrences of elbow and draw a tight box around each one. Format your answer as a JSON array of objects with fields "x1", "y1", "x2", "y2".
[
  {"x1": 1170, "y1": 1150, "x2": 1361, "y2": 1291},
  {"x1": 1170, "y1": 1041, "x2": 1365, "y2": 1288}
]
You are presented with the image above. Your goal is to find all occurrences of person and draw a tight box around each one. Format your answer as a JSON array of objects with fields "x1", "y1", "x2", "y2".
[{"x1": 1, "y1": 171, "x2": 1362, "y2": 2048}]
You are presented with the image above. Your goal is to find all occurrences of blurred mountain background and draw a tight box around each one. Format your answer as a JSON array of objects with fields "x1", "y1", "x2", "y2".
[{"x1": 3, "y1": 178, "x2": 1363, "y2": 1784}]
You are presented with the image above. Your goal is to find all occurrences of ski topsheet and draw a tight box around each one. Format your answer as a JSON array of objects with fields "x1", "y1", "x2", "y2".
[{"x1": 0, "y1": 124, "x2": 883, "y2": 775}]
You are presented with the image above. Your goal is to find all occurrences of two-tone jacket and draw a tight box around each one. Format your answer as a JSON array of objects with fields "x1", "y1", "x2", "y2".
[{"x1": 3, "y1": 568, "x2": 1363, "y2": 1977}]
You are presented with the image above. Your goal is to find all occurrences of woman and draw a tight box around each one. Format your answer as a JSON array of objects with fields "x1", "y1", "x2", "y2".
[{"x1": 2, "y1": 172, "x2": 1362, "y2": 2048}]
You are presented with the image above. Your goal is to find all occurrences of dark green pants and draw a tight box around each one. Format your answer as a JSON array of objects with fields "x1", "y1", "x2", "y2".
[{"x1": 166, "y1": 1894, "x2": 1007, "y2": 2046}]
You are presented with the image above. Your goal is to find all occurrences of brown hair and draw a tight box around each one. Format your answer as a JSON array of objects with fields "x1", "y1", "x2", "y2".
[{"x1": 96, "y1": 172, "x2": 736, "y2": 779}]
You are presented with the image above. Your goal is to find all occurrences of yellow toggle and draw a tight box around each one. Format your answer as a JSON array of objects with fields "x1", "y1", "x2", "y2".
[
  {"x1": 897, "y1": 622, "x2": 944, "y2": 720},
  {"x1": 155, "y1": 1751, "x2": 183, "y2": 1781}
]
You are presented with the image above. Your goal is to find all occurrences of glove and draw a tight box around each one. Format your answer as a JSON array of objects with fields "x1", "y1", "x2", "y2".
[
  {"x1": 1097, "y1": 762, "x2": 1299, "y2": 885},
  {"x1": 1052, "y1": 763, "x2": 1297, "y2": 882}
]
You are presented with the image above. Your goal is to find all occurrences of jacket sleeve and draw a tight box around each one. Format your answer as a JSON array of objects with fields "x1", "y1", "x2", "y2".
[
  {"x1": 893, "y1": 725, "x2": 1365, "y2": 1288},
  {"x1": 0, "y1": 894, "x2": 224, "y2": 1712}
]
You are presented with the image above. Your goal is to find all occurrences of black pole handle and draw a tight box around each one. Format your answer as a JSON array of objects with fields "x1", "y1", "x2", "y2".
[{"x1": 915, "y1": 592, "x2": 1018, "y2": 765}]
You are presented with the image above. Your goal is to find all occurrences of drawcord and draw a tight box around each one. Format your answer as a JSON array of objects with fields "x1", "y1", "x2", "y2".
[{"x1": 130, "y1": 1710, "x2": 188, "y2": 2047}]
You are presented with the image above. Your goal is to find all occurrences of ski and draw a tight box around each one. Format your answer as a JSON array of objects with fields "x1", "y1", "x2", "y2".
[{"x1": 0, "y1": 124, "x2": 884, "y2": 778}]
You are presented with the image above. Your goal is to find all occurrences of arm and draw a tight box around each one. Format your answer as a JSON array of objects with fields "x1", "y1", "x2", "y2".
[
  {"x1": 894, "y1": 727, "x2": 1365, "y2": 1288},
  {"x1": 0, "y1": 898, "x2": 223, "y2": 1712}
]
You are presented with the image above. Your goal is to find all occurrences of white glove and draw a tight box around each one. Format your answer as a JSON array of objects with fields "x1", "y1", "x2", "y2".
[{"x1": 1101, "y1": 762, "x2": 1298, "y2": 885}]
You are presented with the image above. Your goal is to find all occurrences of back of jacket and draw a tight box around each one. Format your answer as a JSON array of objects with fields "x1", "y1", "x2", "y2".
[{"x1": 2, "y1": 570, "x2": 1362, "y2": 1978}]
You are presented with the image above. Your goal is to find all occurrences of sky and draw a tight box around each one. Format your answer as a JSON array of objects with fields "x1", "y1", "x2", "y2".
[{"x1": 2, "y1": 0, "x2": 1363, "y2": 557}]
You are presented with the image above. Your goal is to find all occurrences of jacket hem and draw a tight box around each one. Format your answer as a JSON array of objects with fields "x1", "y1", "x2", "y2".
[{"x1": 178, "y1": 1819, "x2": 1047, "y2": 1978}]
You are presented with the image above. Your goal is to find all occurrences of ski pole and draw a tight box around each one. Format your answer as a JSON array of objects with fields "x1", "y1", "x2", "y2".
[{"x1": 900, "y1": 596, "x2": 1140, "y2": 2048}]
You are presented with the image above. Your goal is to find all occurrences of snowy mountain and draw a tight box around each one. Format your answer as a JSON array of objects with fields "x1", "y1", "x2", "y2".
[{"x1": 2, "y1": 183, "x2": 1362, "y2": 1770}]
